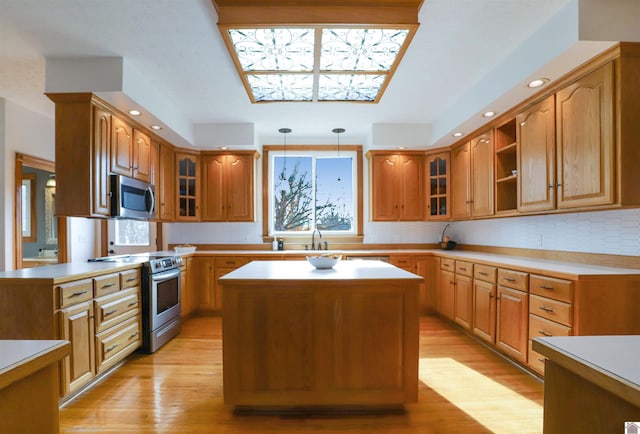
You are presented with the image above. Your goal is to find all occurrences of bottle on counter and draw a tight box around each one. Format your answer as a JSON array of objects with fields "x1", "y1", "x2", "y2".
[
  {"x1": 277, "y1": 238, "x2": 284, "y2": 251},
  {"x1": 272, "y1": 238, "x2": 278, "y2": 251}
]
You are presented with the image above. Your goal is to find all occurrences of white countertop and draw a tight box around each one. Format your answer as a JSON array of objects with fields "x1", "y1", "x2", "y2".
[
  {"x1": 533, "y1": 335, "x2": 640, "y2": 407},
  {"x1": 220, "y1": 259, "x2": 424, "y2": 282},
  {"x1": 0, "y1": 261, "x2": 140, "y2": 283},
  {"x1": 0, "y1": 340, "x2": 70, "y2": 389}
]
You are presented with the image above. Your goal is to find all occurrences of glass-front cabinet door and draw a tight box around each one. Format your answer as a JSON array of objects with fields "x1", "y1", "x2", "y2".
[
  {"x1": 175, "y1": 153, "x2": 200, "y2": 220},
  {"x1": 426, "y1": 152, "x2": 450, "y2": 220}
]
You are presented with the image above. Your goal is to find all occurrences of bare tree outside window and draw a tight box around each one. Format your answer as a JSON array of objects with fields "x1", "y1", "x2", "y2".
[
  {"x1": 115, "y1": 219, "x2": 150, "y2": 246},
  {"x1": 272, "y1": 155, "x2": 353, "y2": 233}
]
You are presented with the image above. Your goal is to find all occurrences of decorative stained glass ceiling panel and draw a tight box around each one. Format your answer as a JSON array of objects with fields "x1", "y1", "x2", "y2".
[{"x1": 223, "y1": 26, "x2": 413, "y2": 103}]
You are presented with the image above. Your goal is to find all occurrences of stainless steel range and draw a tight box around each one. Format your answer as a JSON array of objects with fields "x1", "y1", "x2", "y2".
[
  {"x1": 89, "y1": 253, "x2": 182, "y2": 353},
  {"x1": 141, "y1": 256, "x2": 182, "y2": 353}
]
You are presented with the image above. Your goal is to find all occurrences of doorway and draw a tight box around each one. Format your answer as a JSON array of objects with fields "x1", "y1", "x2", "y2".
[
  {"x1": 14, "y1": 153, "x2": 67, "y2": 269},
  {"x1": 104, "y1": 219, "x2": 159, "y2": 257}
]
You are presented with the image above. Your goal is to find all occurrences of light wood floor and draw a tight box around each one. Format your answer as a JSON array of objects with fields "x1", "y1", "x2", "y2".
[{"x1": 59, "y1": 315, "x2": 544, "y2": 433}]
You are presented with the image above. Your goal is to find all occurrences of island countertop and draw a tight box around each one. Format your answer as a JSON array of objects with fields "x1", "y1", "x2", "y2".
[{"x1": 219, "y1": 259, "x2": 424, "y2": 283}]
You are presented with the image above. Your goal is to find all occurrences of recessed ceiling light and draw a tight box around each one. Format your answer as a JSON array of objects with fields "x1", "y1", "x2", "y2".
[
  {"x1": 452, "y1": 132, "x2": 464, "y2": 137},
  {"x1": 220, "y1": 146, "x2": 228, "y2": 150},
  {"x1": 150, "y1": 125, "x2": 162, "y2": 131},
  {"x1": 482, "y1": 111, "x2": 496, "y2": 118},
  {"x1": 398, "y1": 146, "x2": 406, "y2": 150},
  {"x1": 527, "y1": 78, "x2": 549, "y2": 88},
  {"x1": 128, "y1": 109, "x2": 142, "y2": 116}
]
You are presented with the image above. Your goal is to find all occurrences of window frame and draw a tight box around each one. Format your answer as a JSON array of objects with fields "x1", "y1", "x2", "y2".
[{"x1": 262, "y1": 144, "x2": 364, "y2": 242}]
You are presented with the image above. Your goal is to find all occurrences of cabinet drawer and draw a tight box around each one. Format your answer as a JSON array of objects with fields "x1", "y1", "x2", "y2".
[
  {"x1": 528, "y1": 340, "x2": 546, "y2": 375},
  {"x1": 94, "y1": 287, "x2": 140, "y2": 334},
  {"x1": 455, "y1": 261, "x2": 473, "y2": 277},
  {"x1": 58, "y1": 279, "x2": 93, "y2": 308},
  {"x1": 530, "y1": 275, "x2": 573, "y2": 303},
  {"x1": 120, "y1": 269, "x2": 141, "y2": 290},
  {"x1": 94, "y1": 273, "x2": 121, "y2": 297},
  {"x1": 214, "y1": 256, "x2": 249, "y2": 268},
  {"x1": 529, "y1": 313, "x2": 571, "y2": 340},
  {"x1": 440, "y1": 258, "x2": 455, "y2": 271},
  {"x1": 474, "y1": 264, "x2": 497, "y2": 283},
  {"x1": 95, "y1": 316, "x2": 140, "y2": 374},
  {"x1": 390, "y1": 255, "x2": 414, "y2": 272},
  {"x1": 497, "y1": 269, "x2": 528, "y2": 292},
  {"x1": 530, "y1": 294, "x2": 572, "y2": 326}
]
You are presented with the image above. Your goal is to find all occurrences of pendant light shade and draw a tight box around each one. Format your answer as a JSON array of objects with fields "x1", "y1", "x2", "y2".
[{"x1": 279, "y1": 128, "x2": 291, "y2": 181}]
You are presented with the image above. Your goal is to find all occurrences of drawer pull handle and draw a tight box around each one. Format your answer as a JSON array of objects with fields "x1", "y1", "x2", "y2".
[
  {"x1": 503, "y1": 277, "x2": 516, "y2": 282},
  {"x1": 105, "y1": 308, "x2": 118, "y2": 316},
  {"x1": 540, "y1": 285, "x2": 554, "y2": 290},
  {"x1": 128, "y1": 301, "x2": 138, "y2": 307},
  {"x1": 106, "y1": 344, "x2": 119, "y2": 353},
  {"x1": 458, "y1": 267, "x2": 467, "y2": 271},
  {"x1": 538, "y1": 358, "x2": 545, "y2": 363},
  {"x1": 129, "y1": 331, "x2": 139, "y2": 339},
  {"x1": 102, "y1": 283, "x2": 116, "y2": 288},
  {"x1": 70, "y1": 290, "x2": 89, "y2": 297},
  {"x1": 539, "y1": 306, "x2": 554, "y2": 313},
  {"x1": 126, "y1": 277, "x2": 137, "y2": 282},
  {"x1": 479, "y1": 272, "x2": 488, "y2": 276},
  {"x1": 538, "y1": 330, "x2": 552, "y2": 337}
]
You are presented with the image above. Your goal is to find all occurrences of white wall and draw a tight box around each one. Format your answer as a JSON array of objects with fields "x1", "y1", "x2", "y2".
[{"x1": 450, "y1": 208, "x2": 640, "y2": 256}]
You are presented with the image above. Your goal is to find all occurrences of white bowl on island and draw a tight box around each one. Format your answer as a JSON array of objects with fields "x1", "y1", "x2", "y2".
[{"x1": 306, "y1": 253, "x2": 342, "y2": 269}]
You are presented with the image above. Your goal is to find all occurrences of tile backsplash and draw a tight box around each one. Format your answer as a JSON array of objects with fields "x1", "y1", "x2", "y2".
[{"x1": 451, "y1": 208, "x2": 640, "y2": 256}]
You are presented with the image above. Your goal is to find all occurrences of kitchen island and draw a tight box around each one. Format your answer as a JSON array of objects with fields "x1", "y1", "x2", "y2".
[{"x1": 219, "y1": 259, "x2": 423, "y2": 410}]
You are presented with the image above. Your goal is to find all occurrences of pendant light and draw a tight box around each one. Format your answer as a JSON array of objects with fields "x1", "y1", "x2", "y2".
[
  {"x1": 278, "y1": 127, "x2": 291, "y2": 181},
  {"x1": 332, "y1": 128, "x2": 345, "y2": 181}
]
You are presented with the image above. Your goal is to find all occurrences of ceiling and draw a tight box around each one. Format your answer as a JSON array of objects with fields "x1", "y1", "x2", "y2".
[{"x1": 0, "y1": 0, "x2": 622, "y2": 149}]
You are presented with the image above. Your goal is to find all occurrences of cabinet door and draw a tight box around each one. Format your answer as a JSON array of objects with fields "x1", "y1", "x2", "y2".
[
  {"x1": 194, "y1": 257, "x2": 215, "y2": 311},
  {"x1": 227, "y1": 154, "x2": 254, "y2": 221},
  {"x1": 473, "y1": 279, "x2": 496, "y2": 344},
  {"x1": 202, "y1": 155, "x2": 225, "y2": 221},
  {"x1": 470, "y1": 131, "x2": 494, "y2": 217},
  {"x1": 556, "y1": 62, "x2": 614, "y2": 209},
  {"x1": 397, "y1": 154, "x2": 424, "y2": 220},
  {"x1": 517, "y1": 95, "x2": 556, "y2": 212},
  {"x1": 111, "y1": 116, "x2": 133, "y2": 177},
  {"x1": 454, "y1": 274, "x2": 473, "y2": 330},
  {"x1": 158, "y1": 143, "x2": 175, "y2": 221},
  {"x1": 496, "y1": 286, "x2": 528, "y2": 362},
  {"x1": 371, "y1": 155, "x2": 399, "y2": 221},
  {"x1": 59, "y1": 301, "x2": 95, "y2": 395},
  {"x1": 92, "y1": 105, "x2": 111, "y2": 216},
  {"x1": 426, "y1": 152, "x2": 450, "y2": 220},
  {"x1": 451, "y1": 142, "x2": 471, "y2": 219},
  {"x1": 437, "y1": 269, "x2": 455, "y2": 321},
  {"x1": 176, "y1": 153, "x2": 200, "y2": 220},
  {"x1": 132, "y1": 129, "x2": 152, "y2": 182}
]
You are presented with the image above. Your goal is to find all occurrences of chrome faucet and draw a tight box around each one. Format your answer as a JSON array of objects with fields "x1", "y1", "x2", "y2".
[{"x1": 311, "y1": 229, "x2": 322, "y2": 250}]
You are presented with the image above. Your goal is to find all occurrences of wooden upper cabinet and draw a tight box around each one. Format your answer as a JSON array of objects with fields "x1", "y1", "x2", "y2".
[
  {"x1": 451, "y1": 142, "x2": 471, "y2": 219},
  {"x1": 202, "y1": 152, "x2": 256, "y2": 222},
  {"x1": 370, "y1": 152, "x2": 425, "y2": 221},
  {"x1": 556, "y1": 62, "x2": 615, "y2": 209},
  {"x1": 426, "y1": 152, "x2": 450, "y2": 220},
  {"x1": 111, "y1": 116, "x2": 152, "y2": 182},
  {"x1": 517, "y1": 95, "x2": 556, "y2": 213},
  {"x1": 92, "y1": 105, "x2": 112, "y2": 216},
  {"x1": 111, "y1": 116, "x2": 133, "y2": 177},
  {"x1": 175, "y1": 152, "x2": 201, "y2": 221},
  {"x1": 470, "y1": 131, "x2": 494, "y2": 217},
  {"x1": 157, "y1": 142, "x2": 176, "y2": 221},
  {"x1": 132, "y1": 129, "x2": 152, "y2": 183}
]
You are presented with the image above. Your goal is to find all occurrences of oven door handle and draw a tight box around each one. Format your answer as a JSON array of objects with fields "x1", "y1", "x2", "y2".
[{"x1": 151, "y1": 268, "x2": 181, "y2": 282}]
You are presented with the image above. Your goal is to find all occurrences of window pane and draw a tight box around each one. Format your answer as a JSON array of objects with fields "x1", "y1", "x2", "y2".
[
  {"x1": 273, "y1": 156, "x2": 313, "y2": 231},
  {"x1": 115, "y1": 220, "x2": 150, "y2": 246},
  {"x1": 315, "y1": 157, "x2": 353, "y2": 231}
]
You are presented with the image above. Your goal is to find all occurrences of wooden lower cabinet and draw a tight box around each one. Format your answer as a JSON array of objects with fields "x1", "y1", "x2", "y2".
[
  {"x1": 95, "y1": 316, "x2": 140, "y2": 374},
  {"x1": 453, "y1": 274, "x2": 472, "y2": 330},
  {"x1": 59, "y1": 300, "x2": 95, "y2": 395},
  {"x1": 437, "y1": 267, "x2": 455, "y2": 321},
  {"x1": 472, "y1": 279, "x2": 496, "y2": 344},
  {"x1": 496, "y1": 286, "x2": 529, "y2": 363}
]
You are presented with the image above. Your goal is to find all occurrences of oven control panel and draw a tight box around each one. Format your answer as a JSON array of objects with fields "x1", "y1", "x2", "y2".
[{"x1": 150, "y1": 256, "x2": 182, "y2": 273}]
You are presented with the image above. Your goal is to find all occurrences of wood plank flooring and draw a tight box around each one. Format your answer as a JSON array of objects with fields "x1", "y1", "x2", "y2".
[{"x1": 59, "y1": 315, "x2": 544, "y2": 433}]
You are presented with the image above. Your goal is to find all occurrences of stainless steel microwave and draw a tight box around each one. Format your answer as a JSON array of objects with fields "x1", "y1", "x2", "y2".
[{"x1": 110, "y1": 174, "x2": 155, "y2": 220}]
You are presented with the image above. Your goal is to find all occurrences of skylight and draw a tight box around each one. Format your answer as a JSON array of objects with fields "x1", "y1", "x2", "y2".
[{"x1": 224, "y1": 27, "x2": 413, "y2": 103}]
